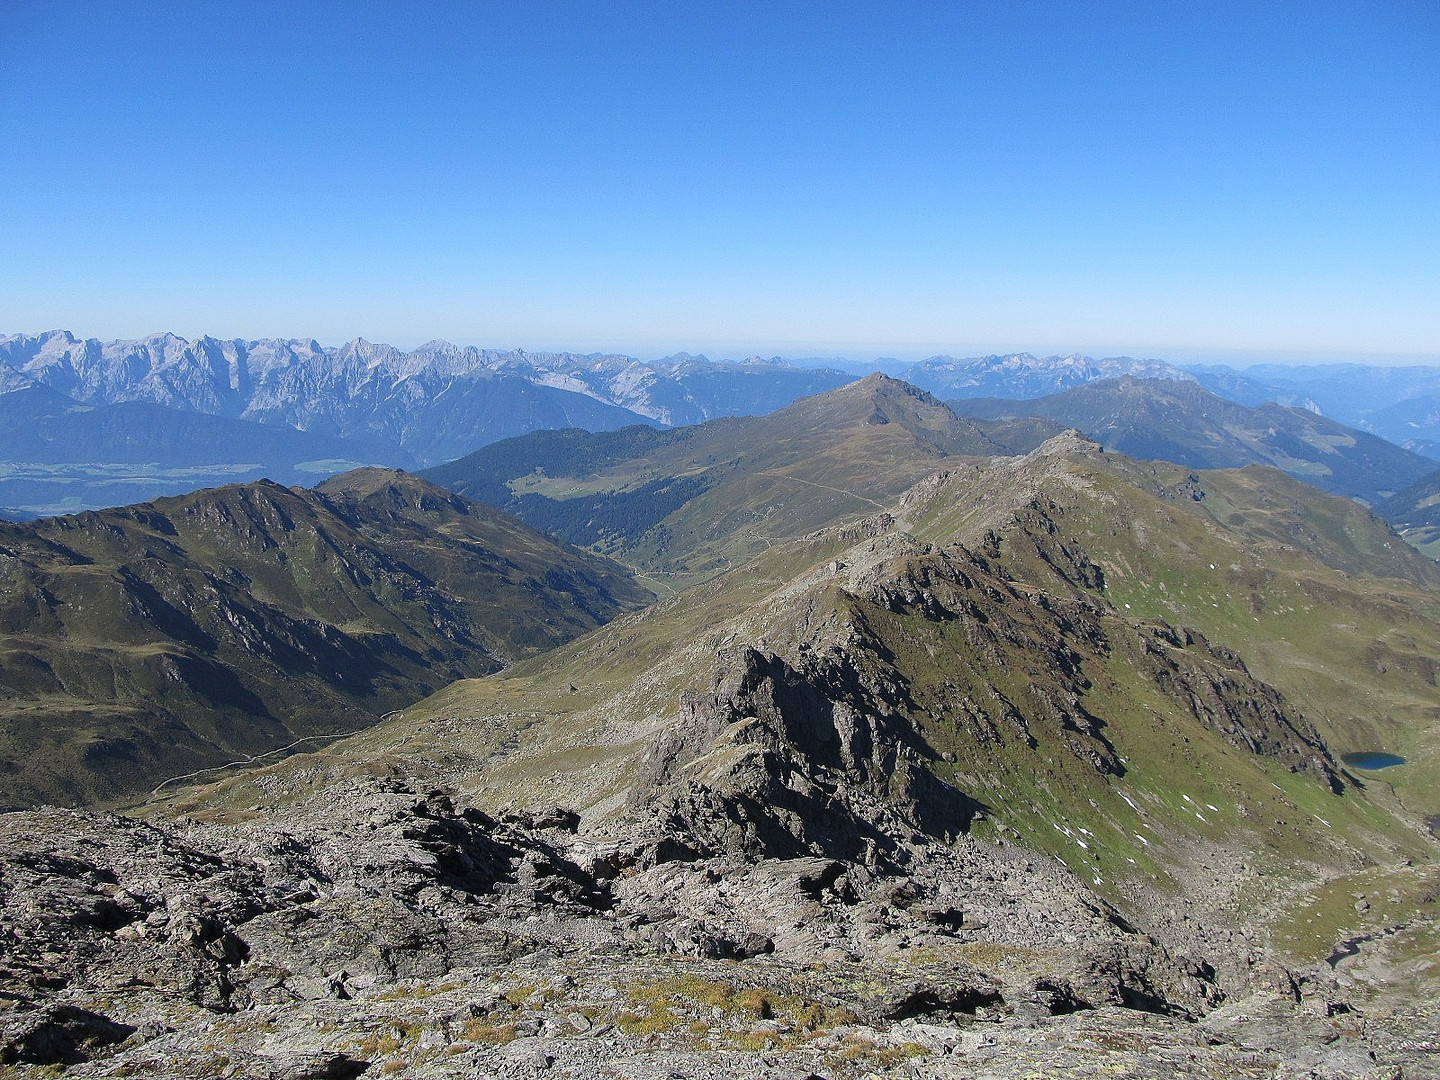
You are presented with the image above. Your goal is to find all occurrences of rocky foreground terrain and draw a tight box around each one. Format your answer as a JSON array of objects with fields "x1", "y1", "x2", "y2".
[{"x1": 1, "y1": 773, "x2": 1435, "y2": 1079}]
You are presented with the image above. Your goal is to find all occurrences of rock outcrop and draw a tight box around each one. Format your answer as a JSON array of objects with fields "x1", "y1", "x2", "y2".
[{"x1": 3, "y1": 768, "x2": 1429, "y2": 1078}]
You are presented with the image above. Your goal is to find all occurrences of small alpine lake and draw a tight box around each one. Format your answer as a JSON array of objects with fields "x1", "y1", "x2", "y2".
[{"x1": 1341, "y1": 751, "x2": 1407, "y2": 771}]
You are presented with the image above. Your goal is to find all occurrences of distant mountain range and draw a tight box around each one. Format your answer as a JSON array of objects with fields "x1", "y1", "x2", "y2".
[
  {"x1": 7, "y1": 330, "x2": 1440, "y2": 521},
  {"x1": 1187, "y1": 361, "x2": 1440, "y2": 457},
  {"x1": 0, "y1": 331, "x2": 853, "y2": 465},
  {"x1": 947, "y1": 376, "x2": 1438, "y2": 504},
  {"x1": 899, "y1": 352, "x2": 1196, "y2": 399},
  {"x1": 0, "y1": 331, "x2": 859, "y2": 517}
]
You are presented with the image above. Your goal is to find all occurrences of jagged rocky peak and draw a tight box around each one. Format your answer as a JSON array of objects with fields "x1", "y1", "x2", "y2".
[
  {"x1": 0, "y1": 330, "x2": 860, "y2": 468},
  {"x1": 1026, "y1": 428, "x2": 1106, "y2": 458},
  {"x1": 333, "y1": 337, "x2": 405, "y2": 368},
  {"x1": 627, "y1": 642, "x2": 982, "y2": 865}
]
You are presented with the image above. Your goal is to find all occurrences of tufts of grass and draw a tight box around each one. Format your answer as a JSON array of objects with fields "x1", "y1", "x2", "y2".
[
  {"x1": 371, "y1": 979, "x2": 464, "y2": 1002},
  {"x1": 1272, "y1": 863, "x2": 1440, "y2": 964},
  {"x1": 837, "y1": 1034, "x2": 929, "y2": 1066},
  {"x1": 614, "y1": 974, "x2": 853, "y2": 1047}
]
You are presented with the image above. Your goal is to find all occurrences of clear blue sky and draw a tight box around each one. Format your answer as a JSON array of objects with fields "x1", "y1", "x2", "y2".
[{"x1": 2, "y1": 1, "x2": 1437, "y2": 362}]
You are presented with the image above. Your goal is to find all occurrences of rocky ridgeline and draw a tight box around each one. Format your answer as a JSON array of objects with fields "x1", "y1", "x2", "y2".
[{"x1": 0, "y1": 765, "x2": 1419, "y2": 1078}]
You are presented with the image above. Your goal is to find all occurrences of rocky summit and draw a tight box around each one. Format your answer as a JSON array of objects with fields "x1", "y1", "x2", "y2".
[{"x1": 1, "y1": 384, "x2": 1438, "y2": 1079}]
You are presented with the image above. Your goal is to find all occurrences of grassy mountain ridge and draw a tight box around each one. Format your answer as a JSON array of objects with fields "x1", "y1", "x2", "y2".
[
  {"x1": 0, "y1": 469, "x2": 649, "y2": 808},
  {"x1": 426, "y1": 374, "x2": 1042, "y2": 591},
  {"x1": 411, "y1": 384, "x2": 1440, "y2": 844},
  {"x1": 179, "y1": 435, "x2": 1440, "y2": 975},
  {"x1": 947, "y1": 376, "x2": 1436, "y2": 504}
]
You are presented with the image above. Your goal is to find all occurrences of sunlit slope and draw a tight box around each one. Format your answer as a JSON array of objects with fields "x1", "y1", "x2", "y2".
[
  {"x1": 425, "y1": 374, "x2": 1032, "y2": 590},
  {"x1": 186, "y1": 461, "x2": 1433, "y2": 950},
  {"x1": 899, "y1": 436, "x2": 1440, "y2": 824}
]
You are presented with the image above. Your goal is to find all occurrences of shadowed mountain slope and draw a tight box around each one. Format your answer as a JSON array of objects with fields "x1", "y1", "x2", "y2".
[
  {"x1": 948, "y1": 376, "x2": 1436, "y2": 504},
  {"x1": 0, "y1": 470, "x2": 649, "y2": 808}
]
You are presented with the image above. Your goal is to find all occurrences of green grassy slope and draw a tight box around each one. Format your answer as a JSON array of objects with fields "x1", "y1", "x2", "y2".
[
  {"x1": 898, "y1": 438, "x2": 1440, "y2": 828},
  {"x1": 0, "y1": 468, "x2": 649, "y2": 808},
  {"x1": 424, "y1": 375, "x2": 1040, "y2": 592}
]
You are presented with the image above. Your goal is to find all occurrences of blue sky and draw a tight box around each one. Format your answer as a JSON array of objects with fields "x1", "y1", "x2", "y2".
[{"x1": 1, "y1": 1, "x2": 1436, "y2": 362}]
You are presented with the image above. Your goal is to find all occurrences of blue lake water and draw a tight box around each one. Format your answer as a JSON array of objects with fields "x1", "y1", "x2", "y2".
[{"x1": 1341, "y1": 751, "x2": 1407, "y2": 770}]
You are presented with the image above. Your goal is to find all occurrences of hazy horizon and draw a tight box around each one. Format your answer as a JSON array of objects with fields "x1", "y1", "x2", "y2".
[{"x1": 7, "y1": 326, "x2": 1440, "y2": 371}]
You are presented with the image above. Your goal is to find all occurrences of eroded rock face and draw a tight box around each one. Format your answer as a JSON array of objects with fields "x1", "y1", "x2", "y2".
[
  {"x1": 629, "y1": 645, "x2": 981, "y2": 864},
  {"x1": 0, "y1": 782, "x2": 599, "y2": 1018},
  {"x1": 624, "y1": 538, "x2": 1346, "y2": 882},
  {"x1": 1131, "y1": 622, "x2": 1343, "y2": 790},
  {"x1": 0, "y1": 809, "x2": 270, "y2": 1013}
]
